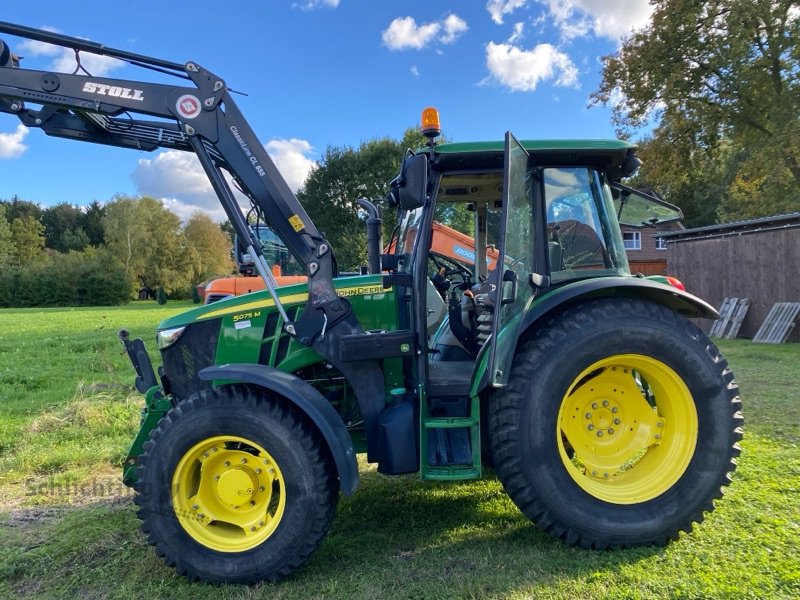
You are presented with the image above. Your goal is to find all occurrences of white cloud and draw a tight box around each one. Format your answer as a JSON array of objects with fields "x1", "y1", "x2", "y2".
[
  {"x1": 131, "y1": 139, "x2": 316, "y2": 221},
  {"x1": 382, "y1": 14, "x2": 468, "y2": 50},
  {"x1": 441, "y1": 14, "x2": 469, "y2": 44},
  {"x1": 0, "y1": 124, "x2": 29, "y2": 159},
  {"x1": 265, "y1": 138, "x2": 317, "y2": 193},
  {"x1": 539, "y1": 1, "x2": 654, "y2": 41},
  {"x1": 18, "y1": 28, "x2": 123, "y2": 76},
  {"x1": 484, "y1": 42, "x2": 578, "y2": 92},
  {"x1": 508, "y1": 22, "x2": 525, "y2": 43},
  {"x1": 160, "y1": 198, "x2": 229, "y2": 223},
  {"x1": 293, "y1": 0, "x2": 340, "y2": 10},
  {"x1": 487, "y1": 0, "x2": 528, "y2": 25},
  {"x1": 382, "y1": 17, "x2": 441, "y2": 50},
  {"x1": 410, "y1": 65, "x2": 420, "y2": 77}
]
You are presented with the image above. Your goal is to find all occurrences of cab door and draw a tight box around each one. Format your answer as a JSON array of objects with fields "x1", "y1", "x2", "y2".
[{"x1": 488, "y1": 132, "x2": 537, "y2": 386}]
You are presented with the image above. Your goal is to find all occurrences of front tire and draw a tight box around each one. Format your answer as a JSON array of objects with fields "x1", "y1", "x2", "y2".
[
  {"x1": 489, "y1": 298, "x2": 743, "y2": 548},
  {"x1": 134, "y1": 385, "x2": 338, "y2": 584}
]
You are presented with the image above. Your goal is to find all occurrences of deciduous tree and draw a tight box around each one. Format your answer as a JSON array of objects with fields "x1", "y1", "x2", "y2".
[
  {"x1": 594, "y1": 0, "x2": 800, "y2": 222},
  {"x1": 183, "y1": 211, "x2": 234, "y2": 283},
  {"x1": 9, "y1": 214, "x2": 46, "y2": 266},
  {"x1": 297, "y1": 128, "x2": 427, "y2": 270}
]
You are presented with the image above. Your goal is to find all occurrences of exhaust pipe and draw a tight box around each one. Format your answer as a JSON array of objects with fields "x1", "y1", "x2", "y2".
[{"x1": 357, "y1": 199, "x2": 382, "y2": 275}]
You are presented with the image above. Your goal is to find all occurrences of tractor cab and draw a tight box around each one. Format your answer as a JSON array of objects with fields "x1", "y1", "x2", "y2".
[{"x1": 386, "y1": 126, "x2": 664, "y2": 479}]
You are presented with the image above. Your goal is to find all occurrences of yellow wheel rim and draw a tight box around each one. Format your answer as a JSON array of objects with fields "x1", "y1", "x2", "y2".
[
  {"x1": 557, "y1": 354, "x2": 698, "y2": 504},
  {"x1": 172, "y1": 435, "x2": 286, "y2": 552}
]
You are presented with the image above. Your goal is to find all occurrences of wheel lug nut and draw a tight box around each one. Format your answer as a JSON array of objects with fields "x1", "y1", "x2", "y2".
[
  {"x1": 224, "y1": 461, "x2": 230, "y2": 467},
  {"x1": 655, "y1": 434, "x2": 662, "y2": 440},
  {"x1": 192, "y1": 504, "x2": 199, "y2": 510},
  {"x1": 602, "y1": 400, "x2": 609, "y2": 407},
  {"x1": 197, "y1": 513, "x2": 205, "y2": 519},
  {"x1": 585, "y1": 412, "x2": 592, "y2": 419},
  {"x1": 614, "y1": 418, "x2": 621, "y2": 425},
  {"x1": 604, "y1": 472, "x2": 609, "y2": 478},
  {"x1": 592, "y1": 470, "x2": 598, "y2": 476},
  {"x1": 588, "y1": 424, "x2": 594, "y2": 431},
  {"x1": 263, "y1": 459, "x2": 269, "y2": 465},
  {"x1": 611, "y1": 407, "x2": 618, "y2": 413},
  {"x1": 256, "y1": 468, "x2": 262, "y2": 474},
  {"x1": 596, "y1": 431, "x2": 603, "y2": 437},
  {"x1": 241, "y1": 458, "x2": 248, "y2": 464},
  {"x1": 250, "y1": 526, "x2": 256, "y2": 532},
  {"x1": 591, "y1": 403, "x2": 598, "y2": 409},
  {"x1": 214, "y1": 475, "x2": 220, "y2": 481},
  {"x1": 608, "y1": 428, "x2": 614, "y2": 434},
  {"x1": 212, "y1": 447, "x2": 218, "y2": 452},
  {"x1": 250, "y1": 500, "x2": 256, "y2": 506},
  {"x1": 259, "y1": 486, "x2": 265, "y2": 492},
  {"x1": 657, "y1": 422, "x2": 664, "y2": 428},
  {"x1": 203, "y1": 452, "x2": 209, "y2": 458},
  {"x1": 259, "y1": 521, "x2": 264, "y2": 527}
]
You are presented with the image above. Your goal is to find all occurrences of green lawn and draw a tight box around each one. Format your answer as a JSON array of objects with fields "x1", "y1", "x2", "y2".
[{"x1": 1, "y1": 303, "x2": 798, "y2": 599}]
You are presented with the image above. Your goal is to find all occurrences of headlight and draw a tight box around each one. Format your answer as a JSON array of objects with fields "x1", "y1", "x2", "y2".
[{"x1": 157, "y1": 326, "x2": 186, "y2": 350}]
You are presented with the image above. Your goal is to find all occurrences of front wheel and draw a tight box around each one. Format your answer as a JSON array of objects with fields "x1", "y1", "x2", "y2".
[
  {"x1": 489, "y1": 298, "x2": 743, "y2": 548},
  {"x1": 134, "y1": 385, "x2": 338, "y2": 583}
]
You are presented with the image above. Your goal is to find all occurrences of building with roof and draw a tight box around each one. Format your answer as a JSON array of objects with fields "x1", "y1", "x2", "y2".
[{"x1": 660, "y1": 212, "x2": 800, "y2": 340}]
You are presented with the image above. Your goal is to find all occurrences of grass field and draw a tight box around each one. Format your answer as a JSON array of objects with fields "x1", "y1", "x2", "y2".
[{"x1": 1, "y1": 303, "x2": 798, "y2": 599}]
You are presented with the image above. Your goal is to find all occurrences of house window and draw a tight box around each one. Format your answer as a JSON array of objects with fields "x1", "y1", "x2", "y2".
[
  {"x1": 623, "y1": 231, "x2": 641, "y2": 250},
  {"x1": 656, "y1": 237, "x2": 668, "y2": 250}
]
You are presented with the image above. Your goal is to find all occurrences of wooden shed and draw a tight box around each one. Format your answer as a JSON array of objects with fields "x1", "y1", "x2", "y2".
[{"x1": 661, "y1": 212, "x2": 800, "y2": 341}]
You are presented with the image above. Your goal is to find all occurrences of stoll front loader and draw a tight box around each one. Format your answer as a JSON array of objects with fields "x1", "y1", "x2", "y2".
[{"x1": 0, "y1": 23, "x2": 742, "y2": 584}]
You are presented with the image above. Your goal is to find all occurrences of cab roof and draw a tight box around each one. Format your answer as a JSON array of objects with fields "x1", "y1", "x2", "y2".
[{"x1": 429, "y1": 139, "x2": 636, "y2": 174}]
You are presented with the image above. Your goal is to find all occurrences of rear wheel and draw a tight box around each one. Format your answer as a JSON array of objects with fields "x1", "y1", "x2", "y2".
[
  {"x1": 134, "y1": 385, "x2": 338, "y2": 583},
  {"x1": 489, "y1": 298, "x2": 742, "y2": 547}
]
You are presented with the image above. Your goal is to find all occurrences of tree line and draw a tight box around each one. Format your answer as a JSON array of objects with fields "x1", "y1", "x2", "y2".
[
  {"x1": 0, "y1": 195, "x2": 233, "y2": 307},
  {"x1": 593, "y1": 0, "x2": 799, "y2": 226},
  {"x1": 4, "y1": 0, "x2": 797, "y2": 308}
]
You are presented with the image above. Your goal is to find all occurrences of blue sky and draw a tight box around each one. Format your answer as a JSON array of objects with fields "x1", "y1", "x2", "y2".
[{"x1": 0, "y1": 1, "x2": 653, "y2": 220}]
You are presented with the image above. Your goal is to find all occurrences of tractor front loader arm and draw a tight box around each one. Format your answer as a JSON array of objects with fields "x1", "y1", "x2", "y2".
[{"x1": 0, "y1": 22, "x2": 387, "y2": 456}]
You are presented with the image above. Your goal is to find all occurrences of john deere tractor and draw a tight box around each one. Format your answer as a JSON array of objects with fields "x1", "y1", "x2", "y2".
[{"x1": 0, "y1": 23, "x2": 742, "y2": 584}]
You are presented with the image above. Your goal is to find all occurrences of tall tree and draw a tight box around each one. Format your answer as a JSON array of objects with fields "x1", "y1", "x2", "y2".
[
  {"x1": 0, "y1": 204, "x2": 12, "y2": 266},
  {"x1": 103, "y1": 196, "x2": 191, "y2": 295},
  {"x1": 183, "y1": 212, "x2": 234, "y2": 283},
  {"x1": 82, "y1": 200, "x2": 106, "y2": 246},
  {"x1": 594, "y1": 0, "x2": 800, "y2": 222},
  {"x1": 297, "y1": 128, "x2": 426, "y2": 270},
  {"x1": 0, "y1": 196, "x2": 42, "y2": 222},
  {"x1": 9, "y1": 215, "x2": 45, "y2": 266},
  {"x1": 41, "y1": 202, "x2": 87, "y2": 252}
]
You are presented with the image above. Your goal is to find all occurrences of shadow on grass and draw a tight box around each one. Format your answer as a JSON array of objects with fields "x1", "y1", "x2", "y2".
[{"x1": 1, "y1": 469, "x2": 667, "y2": 599}]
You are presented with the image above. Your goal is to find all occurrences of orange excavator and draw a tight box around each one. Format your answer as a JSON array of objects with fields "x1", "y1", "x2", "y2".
[{"x1": 203, "y1": 220, "x2": 499, "y2": 304}]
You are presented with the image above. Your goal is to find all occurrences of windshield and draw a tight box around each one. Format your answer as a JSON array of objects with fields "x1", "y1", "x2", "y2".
[
  {"x1": 392, "y1": 205, "x2": 426, "y2": 273},
  {"x1": 251, "y1": 223, "x2": 304, "y2": 275},
  {"x1": 613, "y1": 187, "x2": 683, "y2": 227},
  {"x1": 544, "y1": 167, "x2": 629, "y2": 283}
]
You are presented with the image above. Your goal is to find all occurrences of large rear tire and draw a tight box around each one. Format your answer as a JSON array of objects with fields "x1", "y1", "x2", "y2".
[
  {"x1": 488, "y1": 298, "x2": 742, "y2": 548},
  {"x1": 134, "y1": 385, "x2": 338, "y2": 583}
]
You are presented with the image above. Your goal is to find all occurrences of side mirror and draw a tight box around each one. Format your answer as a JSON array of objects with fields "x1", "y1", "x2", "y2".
[
  {"x1": 608, "y1": 149, "x2": 642, "y2": 181},
  {"x1": 392, "y1": 154, "x2": 428, "y2": 210}
]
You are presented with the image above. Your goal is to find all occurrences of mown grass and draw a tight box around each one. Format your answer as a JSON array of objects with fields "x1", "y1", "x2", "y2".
[{"x1": 1, "y1": 303, "x2": 798, "y2": 599}]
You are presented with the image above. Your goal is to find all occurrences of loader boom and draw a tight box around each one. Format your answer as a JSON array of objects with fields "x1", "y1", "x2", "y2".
[
  {"x1": 0, "y1": 23, "x2": 389, "y2": 456},
  {"x1": 0, "y1": 21, "x2": 357, "y2": 347}
]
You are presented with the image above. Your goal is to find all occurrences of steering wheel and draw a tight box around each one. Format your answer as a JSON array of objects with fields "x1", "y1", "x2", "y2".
[{"x1": 430, "y1": 253, "x2": 472, "y2": 282}]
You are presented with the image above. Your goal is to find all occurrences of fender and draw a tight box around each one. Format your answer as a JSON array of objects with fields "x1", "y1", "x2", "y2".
[
  {"x1": 198, "y1": 363, "x2": 359, "y2": 496},
  {"x1": 474, "y1": 277, "x2": 719, "y2": 394},
  {"x1": 521, "y1": 276, "x2": 719, "y2": 334}
]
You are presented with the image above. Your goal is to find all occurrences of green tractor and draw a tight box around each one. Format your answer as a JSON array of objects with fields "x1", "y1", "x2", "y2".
[{"x1": 0, "y1": 23, "x2": 742, "y2": 585}]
